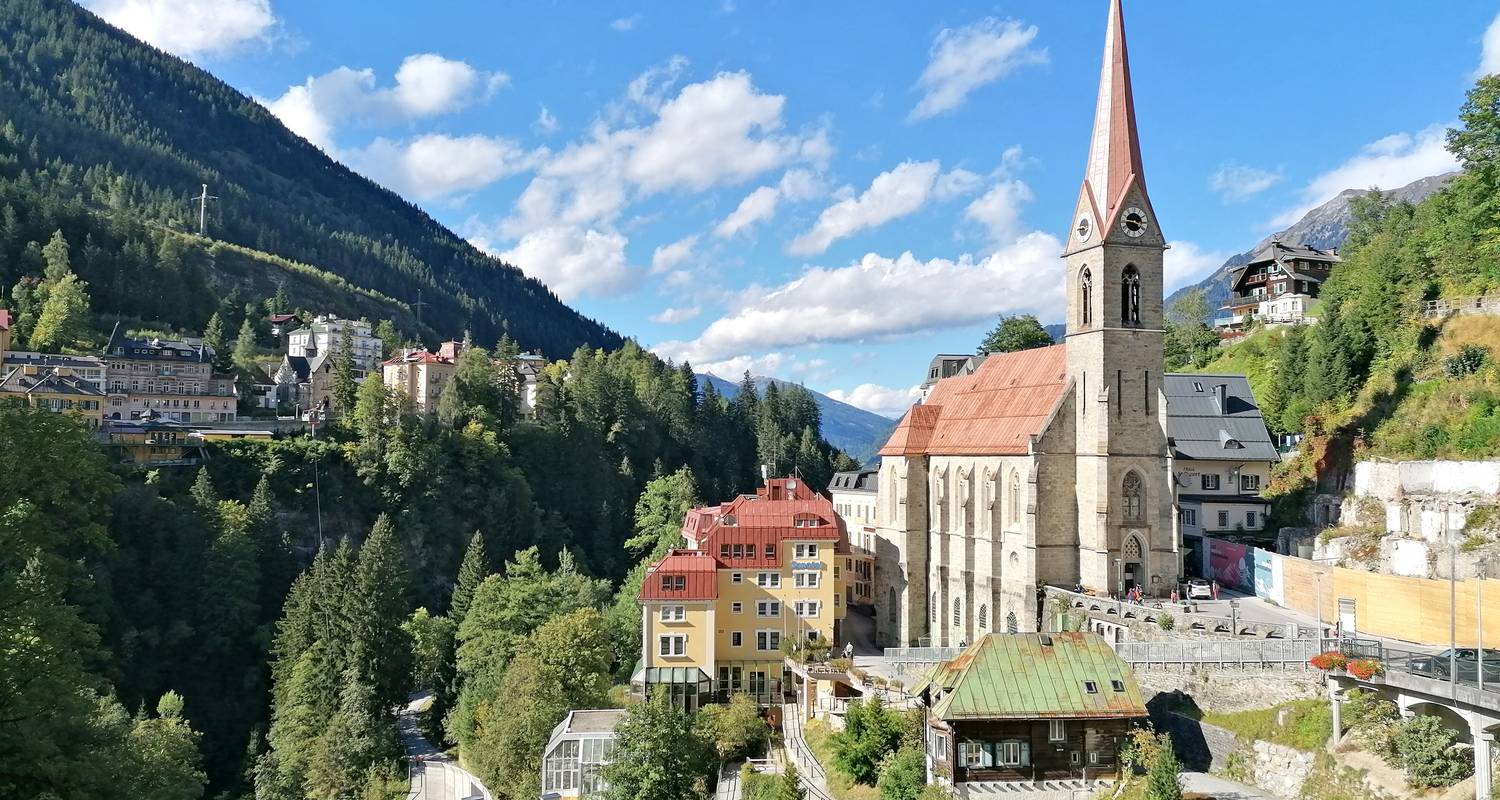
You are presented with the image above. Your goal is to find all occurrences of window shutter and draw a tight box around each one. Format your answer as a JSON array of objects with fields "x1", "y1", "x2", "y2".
[{"x1": 1021, "y1": 742, "x2": 1031, "y2": 767}]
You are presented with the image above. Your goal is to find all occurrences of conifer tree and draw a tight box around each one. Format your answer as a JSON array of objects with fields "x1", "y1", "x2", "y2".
[
  {"x1": 349, "y1": 514, "x2": 412, "y2": 715},
  {"x1": 331, "y1": 327, "x2": 357, "y2": 418},
  {"x1": 232, "y1": 317, "x2": 258, "y2": 372},
  {"x1": 189, "y1": 467, "x2": 218, "y2": 514},
  {"x1": 41, "y1": 228, "x2": 70, "y2": 282},
  {"x1": 203, "y1": 311, "x2": 227, "y2": 354},
  {"x1": 449, "y1": 531, "x2": 487, "y2": 627}
]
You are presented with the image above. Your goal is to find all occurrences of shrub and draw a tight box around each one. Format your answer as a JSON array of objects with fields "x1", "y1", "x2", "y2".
[
  {"x1": 1390, "y1": 715, "x2": 1472, "y2": 788},
  {"x1": 875, "y1": 747, "x2": 926, "y2": 800},
  {"x1": 1309, "y1": 652, "x2": 1348, "y2": 671},
  {"x1": 1156, "y1": 614, "x2": 1175, "y2": 631},
  {"x1": 831, "y1": 697, "x2": 908, "y2": 785},
  {"x1": 1444, "y1": 344, "x2": 1491, "y2": 377},
  {"x1": 696, "y1": 693, "x2": 769, "y2": 760},
  {"x1": 1346, "y1": 659, "x2": 1383, "y2": 680},
  {"x1": 1145, "y1": 741, "x2": 1184, "y2": 800}
]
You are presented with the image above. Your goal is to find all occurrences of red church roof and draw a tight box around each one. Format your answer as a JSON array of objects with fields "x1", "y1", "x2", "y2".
[{"x1": 880, "y1": 345, "x2": 1070, "y2": 457}]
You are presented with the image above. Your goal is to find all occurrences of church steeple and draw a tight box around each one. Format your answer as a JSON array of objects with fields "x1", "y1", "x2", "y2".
[{"x1": 1072, "y1": 0, "x2": 1157, "y2": 244}]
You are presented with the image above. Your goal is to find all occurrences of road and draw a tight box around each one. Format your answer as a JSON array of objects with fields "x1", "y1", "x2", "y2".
[
  {"x1": 1181, "y1": 771, "x2": 1269, "y2": 799},
  {"x1": 397, "y1": 693, "x2": 491, "y2": 800}
]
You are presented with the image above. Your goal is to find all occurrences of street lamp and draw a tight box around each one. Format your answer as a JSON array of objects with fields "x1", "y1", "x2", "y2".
[{"x1": 1229, "y1": 599, "x2": 1240, "y2": 637}]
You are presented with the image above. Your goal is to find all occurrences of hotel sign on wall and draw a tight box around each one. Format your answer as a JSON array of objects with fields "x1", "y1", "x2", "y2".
[{"x1": 791, "y1": 561, "x2": 825, "y2": 571}]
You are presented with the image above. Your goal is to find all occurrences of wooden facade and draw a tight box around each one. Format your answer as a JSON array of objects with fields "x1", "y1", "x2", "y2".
[{"x1": 929, "y1": 717, "x2": 1132, "y2": 784}]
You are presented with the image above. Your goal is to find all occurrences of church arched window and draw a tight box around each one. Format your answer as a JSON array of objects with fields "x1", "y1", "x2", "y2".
[
  {"x1": 1006, "y1": 612, "x2": 1019, "y2": 634},
  {"x1": 1008, "y1": 471, "x2": 1021, "y2": 524},
  {"x1": 1122, "y1": 472, "x2": 1144, "y2": 521},
  {"x1": 930, "y1": 593, "x2": 938, "y2": 623},
  {"x1": 953, "y1": 596, "x2": 962, "y2": 626},
  {"x1": 978, "y1": 604, "x2": 989, "y2": 630},
  {"x1": 1123, "y1": 535, "x2": 1142, "y2": 560},
  {"x1": 1080, "y1": 268, "x2": 1093, "y2": 327},
  {"x1": 1121, "y1": 265, "x2": 1141, "y2": 325}
]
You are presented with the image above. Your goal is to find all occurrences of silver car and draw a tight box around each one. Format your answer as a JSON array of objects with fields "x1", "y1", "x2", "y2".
[{"x1": 1186, "y1": 579, "x2": 1213, "y2": 600}]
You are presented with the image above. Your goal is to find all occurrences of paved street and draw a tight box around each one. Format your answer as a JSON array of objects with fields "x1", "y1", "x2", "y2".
[
  {"x1": 1181, "y1": 771, "x2": 1269, "y2": 799},
  {"x1": 397, "y1": 693, "x2": 491, "y2": 800}
]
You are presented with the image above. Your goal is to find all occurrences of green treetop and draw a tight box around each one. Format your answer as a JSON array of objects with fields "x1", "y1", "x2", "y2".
[{"x1": 978, "y1": 314, "x2": 1053, "y2": 354}]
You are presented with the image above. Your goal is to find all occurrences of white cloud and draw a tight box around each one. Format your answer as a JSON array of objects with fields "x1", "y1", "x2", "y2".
[
  {"x1": 534, "y1": 105, "x2": 559, "y2": 136},
  {"x1": 696, "y1": 352, "x2": 788, "y2": 379},
  {"x1": 347, "y1": 134, "x2": 541, "y2": 201},
  {"x1": 1163, "y1": 241, "x2": 1230, "y2": 295},
  {"x1": 494, "y1": 226, "x2": 633, "y2": 301},
  {"x1": 1208, "y1": 163, "x2": 1282, "y2": 202},
  {"x1": 654, "y1": 232, "x2": 1065, "y2": 364},
  {"x1": 789, "y1": 161, "x2": 934, "y2": 255},
  {"x1": 82, "y1": 0, "x2": 277, "y2": 60},
  {"x1": 964, "y1": 178, "x2": 1034, "y2": 244},
  {"x1": 610, "y1": 14, "x2": 642, "y2": 31},
  {"x1": 1270, "y1": 124, "x2": 1458, "y2": 228},
  {"x1": 263, "y1": 54, "x2": 506, "y2": 150},
  {"x1": 933, "y1": 168, "x2": 983, "y2": 200},
  {"x1": 626, "y1": 71, "x2": 831, "y2": 194},
  {"x1": 826, "y1": 383, "x2": 923, "y2": 419},
  {"x1": 715, "y1": 186, "x2": 781, "y2": 238},
  {"x1": 1478, "y1": 12, "x2": 1500, "y2": 78},
  {"x1": 713, "y1": 169, "x2": 825, "y2": 238},
  {"x1": 650, "y1": 306, "x2": 702, "y2": 324},
  {"x1": 910, "y1": 18, "x2": 1047, "y2": 121},
  {"x1": 651, "y1": 235, "x2": 699, "y2": 273}
]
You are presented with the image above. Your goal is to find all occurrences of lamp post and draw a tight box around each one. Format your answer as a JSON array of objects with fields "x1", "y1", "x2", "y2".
[
  {"x1": 1480, "y1": 557, "x2": 1489, "y2": 694},
  {"x1": 1229, "y1": 599, "x2": 1240, "y2": 637}
]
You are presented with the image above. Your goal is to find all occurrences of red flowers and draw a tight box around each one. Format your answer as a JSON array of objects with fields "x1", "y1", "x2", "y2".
[
  {"x1": 1347, "y1": 659, "x2": 1384, "y2": 680},
  {"x1": 1309, "y1": 652, "x2": 1348, "y2": 670}
]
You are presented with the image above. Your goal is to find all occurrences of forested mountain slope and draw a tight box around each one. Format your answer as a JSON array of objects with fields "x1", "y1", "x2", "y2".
[{"x1": 0, "y1": 0, "x2": 620, "y2": 354}]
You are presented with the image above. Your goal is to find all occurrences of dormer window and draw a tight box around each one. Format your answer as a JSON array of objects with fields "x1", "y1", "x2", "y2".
[
  {"x1": 793, "y1": 514, "x2": 821, "y2": 528},
  {"x1": 659, "y1": 574, "x2": 686, "y2": 592},
  {"x1": 721, "y1": 514, "x2": 737, "y2": 527}
]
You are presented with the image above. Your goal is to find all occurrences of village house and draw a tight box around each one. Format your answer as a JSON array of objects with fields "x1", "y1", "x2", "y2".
[
  {"x1": 2, "y1": 352, "x2": 107, "y2": 392},
  {"x1": 634, "y1": 477, "x2": 847, "y2": 710},
  {"x1": 1215, "y1": 241, "x2": 1339, "y2": 335},
  {"x1": 103, "y1": 325, "x2": 237, "y2": 423},
  {"x1": 829, "y1": 469, "x2": 878, "y2": 606},
  {"x1": 0, "y1": 361, "x2": 106, "y2": 428},
  {"x1": 1163, "y1": 374, "x2": 1278, "y2": 563},
  {"x1": 105, "y1": 416, "x2": 207, "y2": 467},
  {"x1": 286, "y1": 314, "x2": 383, "y2": 378},
  {"x1": 915, "y1": 632, "x2": 1146, "y2": 795},
  {"x1": 381, "y1": 340, "x2": 463, "y2": 413}
]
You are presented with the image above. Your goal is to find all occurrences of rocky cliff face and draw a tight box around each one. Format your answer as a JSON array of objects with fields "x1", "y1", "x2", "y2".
[{"x1": 1167, "y1": 173, "x2": 1456, "y2": 314}]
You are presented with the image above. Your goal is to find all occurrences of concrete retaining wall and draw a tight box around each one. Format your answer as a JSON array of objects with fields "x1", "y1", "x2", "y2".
[{"x1": 1354, "y1": 460, "x2": 1500, "y2": 501}]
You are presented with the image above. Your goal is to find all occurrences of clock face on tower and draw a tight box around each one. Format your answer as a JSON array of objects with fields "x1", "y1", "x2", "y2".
[
  {"x1": 1075, "y1": 215, "x2": 1092, "y2": 242},
  {"x1": 1121, "y1": 207, "x2": 1149, "y2": 238}
]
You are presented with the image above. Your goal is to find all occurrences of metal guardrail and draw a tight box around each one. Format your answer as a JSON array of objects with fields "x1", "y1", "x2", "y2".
[
  {"x1": 1117, "y1": 638, "x2": 1324, "y2": 668},
  {"x1": 781, "y1": 703, "x2": 835, "y2": 800},
  {"x1": 883, "y1": 646, "x2": 964, "y2": 665}
]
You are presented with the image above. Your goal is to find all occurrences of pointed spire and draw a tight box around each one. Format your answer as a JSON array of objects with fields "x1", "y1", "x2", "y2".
[{"x1": 1082, "y1": 0, "x2": 1148, "y2": 227}]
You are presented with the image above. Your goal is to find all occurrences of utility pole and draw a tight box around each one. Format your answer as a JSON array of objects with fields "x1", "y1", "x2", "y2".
[
  {"x1": 413, "y1": 289, "x2": 427, "y2": 330},
  {"x1": 191, "y1": 184, "x2": 217, "y2": 236}
]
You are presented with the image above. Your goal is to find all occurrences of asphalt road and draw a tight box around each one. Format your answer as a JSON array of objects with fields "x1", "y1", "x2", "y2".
[{"x1": 397, "y1": 693, "x2": 491, "y2": 800}]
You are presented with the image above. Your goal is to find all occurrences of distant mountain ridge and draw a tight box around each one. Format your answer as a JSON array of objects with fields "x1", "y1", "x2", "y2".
[
  {"x1": 698, "y1": 374, "x2": 897, "y2": 466},
  {"x1": 1166, "y1": 173, "x2": 1456, "y2": 313}
]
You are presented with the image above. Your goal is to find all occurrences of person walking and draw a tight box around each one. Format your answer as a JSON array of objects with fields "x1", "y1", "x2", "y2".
[{"x1": 1211, "y1": 580, "x2": 1220, "y2": 601}]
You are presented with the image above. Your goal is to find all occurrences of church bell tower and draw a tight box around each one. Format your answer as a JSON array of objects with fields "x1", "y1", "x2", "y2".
[{"x1": 1063, "y1": 0, "x2": 1174, "y2": 596}]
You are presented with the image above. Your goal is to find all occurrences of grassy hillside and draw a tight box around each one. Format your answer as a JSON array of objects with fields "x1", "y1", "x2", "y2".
[{"x1": 0, "y1": 0, "x2": 621, "y2": 355}]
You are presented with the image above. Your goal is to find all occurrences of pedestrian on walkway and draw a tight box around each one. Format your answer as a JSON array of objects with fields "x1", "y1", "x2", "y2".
[
  {"x1": 842, "y1": 642, "x2": 853, "y2": 660},
  {"x1": 1211, "y1": 580, "x2": 1220, "y2": 600}
]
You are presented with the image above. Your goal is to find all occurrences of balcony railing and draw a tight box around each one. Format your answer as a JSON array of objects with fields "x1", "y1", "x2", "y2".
[{"x1": 1422, "y1": 293, "x2": 1500, "y2": 318}]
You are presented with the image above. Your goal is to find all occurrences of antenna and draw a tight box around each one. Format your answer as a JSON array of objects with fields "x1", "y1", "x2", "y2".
[
  {"x1": 191, "y1": 184, "x2": 217, "y2": 236},
  {"x1": 413, "y1": 288, "x2": 427, "y2": 330}
]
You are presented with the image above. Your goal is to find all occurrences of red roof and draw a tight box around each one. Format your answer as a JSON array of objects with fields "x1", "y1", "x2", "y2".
[
  {"x1": 0, "y1": 309, "x2": 10, "y2": 331},
  {"x1": 880, "y1": 345, "x2": 1069, "y2": 457},
  {"x1": 267, "y1": 314, "x2": 299, "y2": 324},
  {"x1": 639, "y1": 549, "x2": 720, "y2": 601}
]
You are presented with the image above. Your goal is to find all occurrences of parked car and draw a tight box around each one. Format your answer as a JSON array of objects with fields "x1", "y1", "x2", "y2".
[
  {"x1": 1405, "y1": 648, "x2": 1500, "y2": 682},
  {"x1": 1186, "y1": 579, "x2": 1213, "y2": 600}
]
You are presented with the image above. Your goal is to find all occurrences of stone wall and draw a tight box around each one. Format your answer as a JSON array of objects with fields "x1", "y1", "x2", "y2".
[
  {"x1": 1148, "y1": 704, "x2": 1316, "y2": 799},
  {"x1": 1247, "y1": 740, "x2": 1316, "y2": 799}
]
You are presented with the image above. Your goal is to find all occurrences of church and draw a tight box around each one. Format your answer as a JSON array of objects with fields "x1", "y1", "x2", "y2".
[{"x1": 872, "y1": 0, "x2": 1177, "y2": 648}]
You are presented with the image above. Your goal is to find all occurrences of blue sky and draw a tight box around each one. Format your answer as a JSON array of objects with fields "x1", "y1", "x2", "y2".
[{"x1": 82, "y1": 0, "x2": 1500, "y2": 417}]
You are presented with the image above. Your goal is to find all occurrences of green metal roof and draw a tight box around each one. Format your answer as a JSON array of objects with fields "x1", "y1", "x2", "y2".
[{"x1": 921, "y1": 633, "x2": 1147, "y2": 721}]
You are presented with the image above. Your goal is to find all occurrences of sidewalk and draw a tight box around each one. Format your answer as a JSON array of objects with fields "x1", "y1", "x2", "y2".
[{"x1": 1182, "y1": 771, "x2": 1269, "y2": 799}]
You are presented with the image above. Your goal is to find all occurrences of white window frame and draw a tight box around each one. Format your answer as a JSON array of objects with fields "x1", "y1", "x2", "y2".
[
  {"x1": 997, "y1": 741, "x2": 1027, "y2": 767},
  {"x1": 756, "y1": 601, "x2": 781, "y2": 618},
  {"x1": 659, "y1": 605, "x2": 686, "y2": 622},
  {"x1": 731, "y1": 631, "x2": 743, "y2": 647},
  {"x1": 794, "y1": 600, "x2": 821, "y2": 618},
  {"x1": 730, "y1": 572, "x2": 743, "y2": 584},
  {"x1": 1247, "y1": 510, "x2": 1258, "y2": 528},
  {"x1": 1201, "y1": 474, "x2": 1220, "y2": 491},
  {"x1": 1217, "y1": 510, "x2": 1229, "y2": 528},
  {"x1": 794, "y1": 571, "x2": 821, "y2": 589},
  {"x1": 1049, "y1": 720, "x2": 1066, "y2": 743},
  {"x1": 658, "y1": 634, "x2": 687, "y2": 657},
  {"x1": 756, "y1": 630, "x2": 781, "y2": 651},
  {"x1": 1240, "y1": 473, "x2": 1261, "y2": 492},
  {"x1": 794, "y1": 543, "x2": 819, "y2": 558},
  {"x1": 1180, "y1": 508, "x2": 1198, "y2": 527},
  {"x1": 756, "y1": 572, "x2": 781, "y2": 588}
]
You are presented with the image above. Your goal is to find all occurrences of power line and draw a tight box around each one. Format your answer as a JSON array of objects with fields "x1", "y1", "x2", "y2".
[{"x1": 191, "y1": 183, "x2": 217, "y2": 236}]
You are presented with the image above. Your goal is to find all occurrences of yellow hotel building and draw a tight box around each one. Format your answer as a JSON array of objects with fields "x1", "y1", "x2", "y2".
[{"x1": 634, "y1": 477, "x2": 847, "y2": 710}]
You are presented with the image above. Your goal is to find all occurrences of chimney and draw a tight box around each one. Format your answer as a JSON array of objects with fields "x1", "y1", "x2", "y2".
[
  {"x1": 760, "y1": 464, "x2": 769, "y2": 485},
  {"x1": 1213, "y1": 383, "x2": 1229, "y2": 415},
  {"x1": 1039, "y1": 634, "x2": 1053, "y2": 647}
]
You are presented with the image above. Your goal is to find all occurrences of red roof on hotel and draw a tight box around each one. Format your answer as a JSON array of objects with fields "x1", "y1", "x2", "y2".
[
  {"x1": 880, "y1": 344, "x2": 1070, "y2": 457},
  {"x1": 639, "y1": 549, "x2": 720, "y2": 601}
]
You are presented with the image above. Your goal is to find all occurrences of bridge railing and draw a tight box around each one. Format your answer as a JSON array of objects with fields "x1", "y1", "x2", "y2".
[{"x1": 1117, "y1": 638, "x2": 1325, "y2": 668}]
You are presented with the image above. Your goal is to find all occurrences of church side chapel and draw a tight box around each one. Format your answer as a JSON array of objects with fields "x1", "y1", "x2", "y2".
[{"x1": 872, "y1": 0, "x2": 1178, "y2": 648}]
